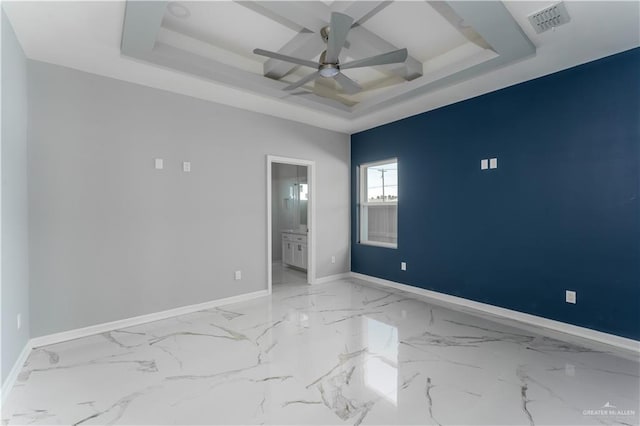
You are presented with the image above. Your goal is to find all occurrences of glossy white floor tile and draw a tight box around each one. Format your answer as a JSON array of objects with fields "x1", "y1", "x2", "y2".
[
  {"x1": 272, "y1": 262, "x2": 307, "y2": 286},
  {"x1": 2, "y1": 278, "x2": 638, "y2": 425}
]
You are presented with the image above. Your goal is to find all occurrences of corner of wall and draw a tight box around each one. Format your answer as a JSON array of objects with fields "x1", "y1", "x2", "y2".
[{"x1": 1, "y1": 7, "x2": 31, "y2": 388}]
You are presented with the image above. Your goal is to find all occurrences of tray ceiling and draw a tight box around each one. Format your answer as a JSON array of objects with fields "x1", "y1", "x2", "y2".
[
  {"x1": 121, "y1": 1, "x2": 532, "y2": 116},
  {"x1": 4, "y1": 1, "x2": 639, "y2": 133}
]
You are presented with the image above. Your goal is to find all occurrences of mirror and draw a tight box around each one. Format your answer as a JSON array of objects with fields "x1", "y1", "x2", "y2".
[
  {"x1": 299, "y1": 182, "x2": 308, "y2": 227},
  {"x1": 281, "y1": 165, "x2": 307, "y2": 230}
]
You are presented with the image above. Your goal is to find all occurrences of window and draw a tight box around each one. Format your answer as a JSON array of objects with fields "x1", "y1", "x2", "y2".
[
  {"x1": 299, "y1": 183, "x2": 308, "y2": 201},
  {"x1": 359, "y1": 159, "x2": 398, "y2": 248}
]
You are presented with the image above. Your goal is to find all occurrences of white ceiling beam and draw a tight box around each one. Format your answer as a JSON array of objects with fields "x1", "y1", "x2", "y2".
[
  {"x1": 121, "y1": 1, "x2": 351, "y2": 114},
  {"x1": 235, "y1": 1, "x2": 331, "y2": 79},
  {"x1": 236, "y1": 1, "x2": 329, "y2": 33},
  {"x1": 426, "y1": 1, "x2": 491, "y2": 50},
  {"x1": 121, "y1": 1, "x2": 167, "y2": 56},
  {"x1": 447, "y1": 1, "x2": 535, "y2": 57},
  {"x1": 148, "y1": 43, "x2": 352, "y2": 113},
  {"x1": 119, "y1": 0, "x2": 533, "y2": 118},
  {"x1": 352, "y1": 2, "x2": 535, "y2": 116},
  {"x1": 331, "y1": 1, "x2": 392, "y2": 25},
  {"x1": 263, "y1": 31, "x2": 325, "y2": 79}
]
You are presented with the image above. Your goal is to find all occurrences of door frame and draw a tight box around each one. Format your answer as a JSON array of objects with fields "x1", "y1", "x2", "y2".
[{"x1": 267, "y1": 155, "x2": 316, "y2": 293}]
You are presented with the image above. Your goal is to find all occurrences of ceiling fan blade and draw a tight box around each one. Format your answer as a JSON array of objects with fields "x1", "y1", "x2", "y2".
[
  {"x1": 340, "y1": 48, "x2": 408, "y2": 70},
  {"x1": 326, "y1": 12, "x2": 354, "y2": 64},
  {"x1": 334, "y1": 73, "x2": 362, "y2": 95},
  {"x1": 253, "y1": 48, "x2": 318, "y2": 69},
  {"x1": 284, "y1": 71, "x2": 322, "y2": 91},
  {"x1": 314, "y1": 77, "x2": 338, "y2": 94}
]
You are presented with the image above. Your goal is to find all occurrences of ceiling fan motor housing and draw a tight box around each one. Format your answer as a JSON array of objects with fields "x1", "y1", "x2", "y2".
[
  {"x1": 319, "y1": 63, "x2": 340, "y2": 78},
  {"x1": 318, "y1": 50, "x2": 340, "y2": 77}
]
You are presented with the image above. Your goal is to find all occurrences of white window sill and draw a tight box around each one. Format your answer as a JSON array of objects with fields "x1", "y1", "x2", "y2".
[{"x1": 359, "y1": 241, "x2": 398, "y2": 249}]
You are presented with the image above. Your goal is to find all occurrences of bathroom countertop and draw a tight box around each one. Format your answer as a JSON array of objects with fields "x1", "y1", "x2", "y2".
[{"x1": 281, "y1": 229, "x2": 308, "y2": 236}]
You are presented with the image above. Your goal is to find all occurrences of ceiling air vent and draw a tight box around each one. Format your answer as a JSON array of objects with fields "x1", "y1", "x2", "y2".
[{"x1": 528, "y1": 2, "x2": 571, "y2": 34}]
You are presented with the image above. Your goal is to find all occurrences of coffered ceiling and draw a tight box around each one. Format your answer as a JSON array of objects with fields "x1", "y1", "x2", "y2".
[
  {"x1": 3, "y1": 1, "x2": 639, "y2": 133},
  {"x1": 121, "y1": 1, "x2": 532, "y2": 116}
]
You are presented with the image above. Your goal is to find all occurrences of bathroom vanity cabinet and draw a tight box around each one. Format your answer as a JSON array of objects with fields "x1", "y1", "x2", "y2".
[{"x1": 282, "y1": 232, "x2": 307, "y2": 271}]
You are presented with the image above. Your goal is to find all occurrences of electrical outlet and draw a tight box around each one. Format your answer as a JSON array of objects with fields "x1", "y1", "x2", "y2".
[
  {"x1": 183, "y1": 161, "x2": 191, "y2": 172},
  {"x1": 17, "y1": 313, "x2": 21, "y2": 330},
  {"x1": 565, "y1": 290, "x2": 576, "y2": 304},
  {"x1": 234, "y1": 270, "x2": 242, "y2": 281},
  {"x1": 331, "y1": 256, "x2": 336, "y2": 264},
  {"x1": 401, "y1": 262, "x2": 407, "y2": 271}
]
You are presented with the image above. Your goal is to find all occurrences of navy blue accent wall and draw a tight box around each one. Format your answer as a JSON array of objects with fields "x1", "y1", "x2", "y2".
[{"x1": 351, "y1": 48, "x2": 640, "y2": 340}]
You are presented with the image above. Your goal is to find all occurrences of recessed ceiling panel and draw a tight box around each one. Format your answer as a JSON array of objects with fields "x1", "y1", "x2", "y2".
[
  {"x1": 362, "y1": 2, "x2": 469, "y2": 62},
  {"x1": 4, "y1": 1, "x2": 639, "y2": 133},
  {"x1": 123, "y1": 1, "x2": 537, "y2": 117},
  {"x1": 162, "y1": 1, "x2": 299, "y2": 61}
]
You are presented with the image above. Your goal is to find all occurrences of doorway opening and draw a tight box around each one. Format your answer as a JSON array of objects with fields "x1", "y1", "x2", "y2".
[{"x1": 267, "y1": 156, "x2": 315, "y2": 292}]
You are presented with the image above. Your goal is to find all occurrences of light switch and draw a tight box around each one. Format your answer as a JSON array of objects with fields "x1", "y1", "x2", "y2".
[
  {"x1": 155, "y1": 158, "x2": 164, "y2": 170},
  {"x1": 183, "y1": 161, "x2": 191, "y2": 172},
  {"x1": 481, "y1": 159, "x2": 489, "y2": 170},
  {"x1": 489, "y1": 158, "x2": 498, "y2": 169},
  {"x1": 234, "y1": 270, "x2": 242, "y2": 281}
]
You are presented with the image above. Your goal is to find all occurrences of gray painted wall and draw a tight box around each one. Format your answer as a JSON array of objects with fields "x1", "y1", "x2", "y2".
[
  {"x1": 1, "y1": 9, "x2": 30, "y2": 384},
  {"x1": 28, "y1": 61, "x2": 350, "y2": 337}
]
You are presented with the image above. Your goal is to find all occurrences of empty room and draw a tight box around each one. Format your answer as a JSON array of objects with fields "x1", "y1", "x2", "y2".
[{"x1": 1, "y1": 1, "x2": 639, "y2": 425}]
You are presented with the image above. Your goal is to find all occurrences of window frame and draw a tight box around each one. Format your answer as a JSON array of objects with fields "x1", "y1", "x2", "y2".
[{"x1": 358, "y1": 158, "x2": 398, "y2": 249}]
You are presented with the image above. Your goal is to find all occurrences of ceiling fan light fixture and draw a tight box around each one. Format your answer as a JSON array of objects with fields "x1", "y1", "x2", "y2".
[
  {"x1": 253, "y1": 12, "x2": 408, "y2": 94},
  {"x1": 319, "y1": 65, "x2": 339, "y2": 78}
]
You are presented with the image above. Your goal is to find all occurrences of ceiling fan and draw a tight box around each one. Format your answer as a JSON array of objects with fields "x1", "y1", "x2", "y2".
[{"x1": 253, "y1": 12, "x2": 408, "y2": 95}]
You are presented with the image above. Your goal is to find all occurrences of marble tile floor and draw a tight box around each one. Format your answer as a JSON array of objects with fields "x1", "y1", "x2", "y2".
[
  {"x1": 2, "y1": 278, "x2": 639, "y2": 426},
  {"x1": 272, "y1": 262, "x2": 308, "y2": 286}
]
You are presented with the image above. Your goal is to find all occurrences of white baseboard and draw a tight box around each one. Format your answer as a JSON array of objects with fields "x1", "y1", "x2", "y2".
[
  {"x1": 1, "y1": 341, "x2": 31, "y2": 404},
  {"x1": 2, "y1": 290, "x2": 270, "y2": 403},
  {"x1": 312, "y1": 272, "x2": 351, "y2": 285},
  {"x1": 30, "y1": 290, "x2": 269, "y2": 348},
  {"x1": 350, "y1": 272, "x2": 640, "y2": 357}
]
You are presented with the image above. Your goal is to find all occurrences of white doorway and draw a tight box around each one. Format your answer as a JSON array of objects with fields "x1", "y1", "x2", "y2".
[{"x1": 267, "y1": 156, "x2": 315, "y2": 293}]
